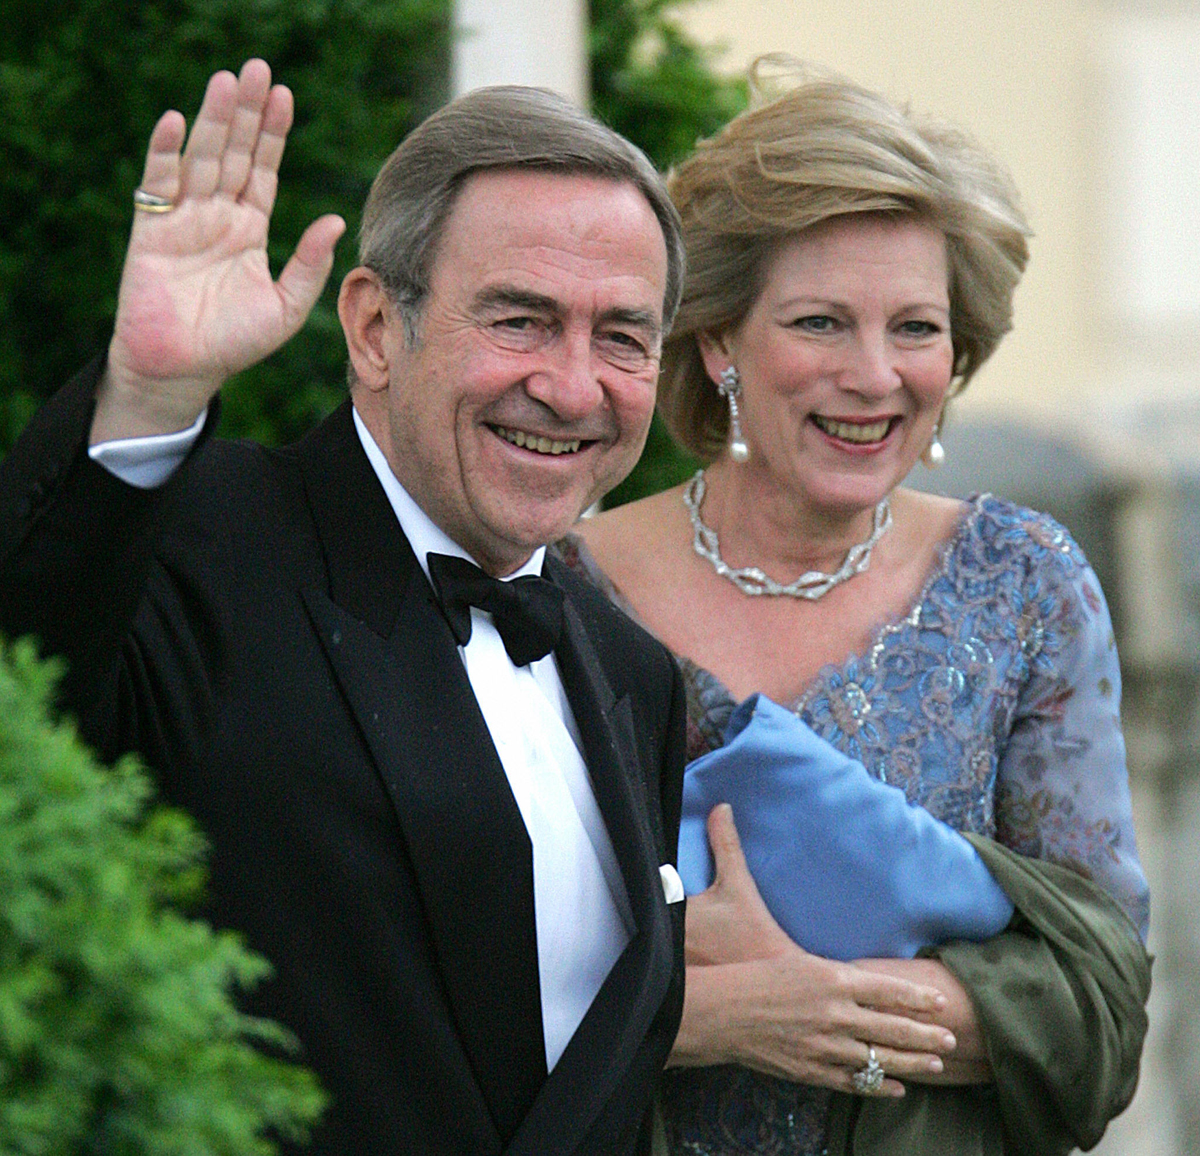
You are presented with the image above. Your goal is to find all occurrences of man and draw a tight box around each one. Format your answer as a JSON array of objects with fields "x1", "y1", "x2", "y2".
[{"x1": 0, "y1": 60, "x2": 687, "y2": 1154}]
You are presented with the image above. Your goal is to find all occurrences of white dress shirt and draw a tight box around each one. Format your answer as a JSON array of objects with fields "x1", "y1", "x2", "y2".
[{"x1": 90, "y1": 404, "x2": 634, "y2": 1070}]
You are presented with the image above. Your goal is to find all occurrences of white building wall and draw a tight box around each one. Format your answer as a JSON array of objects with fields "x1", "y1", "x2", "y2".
[{"x1": 452, "y1": 0, "x2": 588, "y2": 104}]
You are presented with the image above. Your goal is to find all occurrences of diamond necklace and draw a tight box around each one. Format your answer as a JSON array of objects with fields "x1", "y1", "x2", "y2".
[{"x1": 683, "y1": 470, "x2": 893, "y2": 599}]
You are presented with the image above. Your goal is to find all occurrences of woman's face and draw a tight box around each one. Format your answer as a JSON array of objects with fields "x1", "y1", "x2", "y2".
[{"x1": 700, "y1": 214, "x2": 955, "y2": 517}]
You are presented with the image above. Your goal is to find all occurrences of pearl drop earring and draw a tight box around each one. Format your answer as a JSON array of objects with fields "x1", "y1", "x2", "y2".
[
  {"x1": 922, "y1": 415, "x2": 946, "y2": 469},
  {"x1": 717, "y1": 366, "x2": 749, "y2": 463}
]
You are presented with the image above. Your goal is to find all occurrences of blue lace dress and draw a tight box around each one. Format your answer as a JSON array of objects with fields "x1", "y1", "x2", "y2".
[{"x1": 557, "y1": 494, "x2": 1150, "y2": 1156}]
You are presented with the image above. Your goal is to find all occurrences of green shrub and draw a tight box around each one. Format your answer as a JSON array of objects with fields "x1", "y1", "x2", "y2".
[{"x1": 0, "y1": 638, "x2": 325, "y2": 1155}]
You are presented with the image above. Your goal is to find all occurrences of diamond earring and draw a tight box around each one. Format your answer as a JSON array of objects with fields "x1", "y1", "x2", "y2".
[{"x1": 717, "y1": 366, "x2": 749, "y2": 463}]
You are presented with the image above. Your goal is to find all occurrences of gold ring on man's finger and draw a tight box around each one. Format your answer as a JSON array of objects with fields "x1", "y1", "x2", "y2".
[
  {"x1": 133, "y1": 187, "x2": 175, "y2": 213},
  {"x1": 851, "y1": 1045, "x2": 885, "y2": 1095}
]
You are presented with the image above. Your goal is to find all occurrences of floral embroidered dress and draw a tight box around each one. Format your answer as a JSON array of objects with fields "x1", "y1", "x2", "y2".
[{"x1": 557, "y1": 494, "x2": 1150, "y2": 1156}]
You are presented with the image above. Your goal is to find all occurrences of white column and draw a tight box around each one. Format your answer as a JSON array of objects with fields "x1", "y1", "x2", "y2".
[
  {"x1": 1091, "y1": 11, "x2": 1200, "y2": 334},
  {"x1": 452, "y1": 0, "x2": 588, "y2": 105}
]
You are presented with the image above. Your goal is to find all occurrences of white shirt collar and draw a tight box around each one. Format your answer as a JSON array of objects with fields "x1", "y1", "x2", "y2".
[{"x1": 351, "y1": 407, "x2": 546, "y2": 584}]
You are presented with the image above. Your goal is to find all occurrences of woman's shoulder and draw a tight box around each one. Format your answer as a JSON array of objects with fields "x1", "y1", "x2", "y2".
[
  {"x1": 928, "y1": 495, "x2": 1111, "y2": 644},
  {"x1": 560, "y1": 485, "x2": 691, "y2": 589},
  {"x1": 952, "y1": 494, "x2": 1094, "y2": 578}
]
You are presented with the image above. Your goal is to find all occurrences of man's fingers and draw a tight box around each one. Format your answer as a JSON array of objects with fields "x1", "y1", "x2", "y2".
[
  {"x1": 275, "y1": 214, "x2": 347, "y2": 330},
  {"x1": 179, "y1": 62, "x2": 274, "y2": 201},
  {"x1": 178, "y1": 69, "x2": 238, "y2": 199},
  {"x1": 241, "y1": 84, "x2": 294, "y2": 217},
  {"x1": 137, "y1": 110, "x2": 187, "y2": 202},
  {"x1": 215, "y1": 60, "x2": 278, "y2": 200}
]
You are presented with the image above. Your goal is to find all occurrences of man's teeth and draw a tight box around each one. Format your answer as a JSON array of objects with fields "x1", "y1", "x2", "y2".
[
  {"x1": 812, "y1": 416, "x2": 892, "y2": 444},
  {"x1": 494, "y1": 426, "x2": 582, "y2": 455}
]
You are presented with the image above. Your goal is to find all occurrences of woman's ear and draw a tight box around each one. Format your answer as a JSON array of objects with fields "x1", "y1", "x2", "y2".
[
  {"x1": 338, "y1": 267, "x2": 393, "y2": 393},
  {"x1": 696, "y1": 329, "x2": 736, "y2": 386}
]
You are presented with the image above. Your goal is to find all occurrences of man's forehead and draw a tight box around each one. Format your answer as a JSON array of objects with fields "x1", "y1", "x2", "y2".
[
  {"x1": 444, "y1": 168, "x2": 664, "y2": 253},
  {"x1": 431, "y1": 169, "x2": 669, "y2": 309},
  {"x1": 455, "y1": 165, "x2": 644, "y2": 205}
]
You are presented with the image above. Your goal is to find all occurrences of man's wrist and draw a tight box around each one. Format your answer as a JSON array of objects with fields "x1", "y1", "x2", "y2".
[
  {"x1": 89, "y1": 361, "x2": 219, "y2": 446},
  {"x1": 89, "y1": 408, "x2": 208, "y2": 489}
]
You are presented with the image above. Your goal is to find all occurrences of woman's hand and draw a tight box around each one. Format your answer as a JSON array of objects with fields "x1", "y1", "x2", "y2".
[
  {"x1": 671, "y1": 804, "x2": 959, "y2": 1097},
  {"x1": 682, "y1": 803, "x2": 795, "y2": 966},
  {"x1": 853, "y1": 957, "x2": 992, "y2": 1084},
  {"x1": 94, "y1": 59, "x2": 346, "y2": 443}
]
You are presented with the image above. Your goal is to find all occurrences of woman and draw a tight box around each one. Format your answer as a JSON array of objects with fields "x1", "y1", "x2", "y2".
[{"x1": 560, "y1": 63, "x2": 1151, "y2": 1155}]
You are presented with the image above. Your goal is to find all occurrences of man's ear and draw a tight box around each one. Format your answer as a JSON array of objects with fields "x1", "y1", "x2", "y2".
[{"x1": 338, "y1": 267, "x2": 394, "y2": 393}]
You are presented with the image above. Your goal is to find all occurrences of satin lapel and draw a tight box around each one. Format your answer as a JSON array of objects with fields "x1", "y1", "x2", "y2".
[
  {"x1": 297, "y1": 405, "x2": 546, "y2": 1144},
  {"x1": 508, "y1": 584, "x2": 675, "y2": 1154}
]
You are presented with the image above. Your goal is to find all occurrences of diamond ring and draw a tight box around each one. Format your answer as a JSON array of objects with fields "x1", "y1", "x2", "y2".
[{"x1": 851, "y1": 1045, "x2": 885, "y2": 1095}]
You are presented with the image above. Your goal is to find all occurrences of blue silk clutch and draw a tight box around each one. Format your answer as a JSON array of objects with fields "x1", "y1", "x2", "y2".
[{"x1": 678, "y1": 694, "x2": 1014, "y2": 961}]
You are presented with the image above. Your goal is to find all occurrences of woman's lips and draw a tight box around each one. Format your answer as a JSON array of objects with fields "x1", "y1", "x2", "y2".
[{"x1": 810, "y1": 414, "x2": 898, "y2": 445}]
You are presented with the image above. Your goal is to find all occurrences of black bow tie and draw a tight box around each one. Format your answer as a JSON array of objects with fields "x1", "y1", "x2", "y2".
[{"x1": 427, "y1": 552, "x2": 565, "y2": 667}]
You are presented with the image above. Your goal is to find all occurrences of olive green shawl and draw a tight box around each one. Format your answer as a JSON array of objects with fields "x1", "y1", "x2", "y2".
[{"x1": 825, "y1": 836, "x2": 1152, "y2": 1156}]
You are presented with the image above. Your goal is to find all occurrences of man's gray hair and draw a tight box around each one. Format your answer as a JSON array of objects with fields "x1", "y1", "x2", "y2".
[{"x1": 358, "y1": 86, "x2": 684, "y2": 344}]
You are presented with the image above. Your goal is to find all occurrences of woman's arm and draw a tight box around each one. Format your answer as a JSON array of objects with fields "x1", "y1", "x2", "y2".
[{"x1": 992, "y1": 538, "x2": 1150, "y2": 938}]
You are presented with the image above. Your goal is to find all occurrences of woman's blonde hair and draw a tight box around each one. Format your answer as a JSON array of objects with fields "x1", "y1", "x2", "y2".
[{"x1": 660, "y1": 57, "x2": 1032, "y2": 460}]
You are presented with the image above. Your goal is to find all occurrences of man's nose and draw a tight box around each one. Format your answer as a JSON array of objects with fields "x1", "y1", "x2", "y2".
[{"x1": 524, "y1": 331, "x2": 604, "y2": 420}]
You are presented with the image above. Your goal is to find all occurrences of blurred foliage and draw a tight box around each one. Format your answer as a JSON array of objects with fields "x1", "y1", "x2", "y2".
[
  {"x1": 591, "y1": 0, "x2": 745, "y2": 172},
  {"x1": 0, "y1": 0, "x2": 743, "y2": 504},
  {"x1": 590, "y1": 0, "x2": 745, "y2": 505},
  {"x1": 0, "y1": 0, "x2": 450, "y2": 450},
  {"x1": 0, "y1": 637, "x2": 325, "y2": 1154}
]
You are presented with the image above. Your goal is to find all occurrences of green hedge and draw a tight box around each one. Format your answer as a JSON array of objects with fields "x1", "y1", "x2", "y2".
[{"x1": 0, "y1": 638, "x2": 325, "y2": 1154}]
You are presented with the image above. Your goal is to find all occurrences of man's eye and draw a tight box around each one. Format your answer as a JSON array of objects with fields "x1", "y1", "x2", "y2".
[
  {"x1": 487, "y1": 316, "x2": 550, "y2": 348},
  {"x1": 608, "y1": 331, "x2": 644, "y2": 351},
  {"x1": 598, "y1": 331, "x2": 652, "y2": 366}
]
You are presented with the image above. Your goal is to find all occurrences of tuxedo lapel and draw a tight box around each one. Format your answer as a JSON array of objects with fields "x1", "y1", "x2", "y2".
[
  {"x1": 507, "y1": 578, "x2": 676, "y2": 1155},
  {"x1": 295, "y1": 404, "x2": 546, "y2": 1144}
]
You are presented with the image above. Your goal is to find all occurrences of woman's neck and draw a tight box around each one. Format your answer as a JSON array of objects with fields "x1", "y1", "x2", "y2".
[{"x1": 699, "y1": 460, "x2": 890, "y2": 579}]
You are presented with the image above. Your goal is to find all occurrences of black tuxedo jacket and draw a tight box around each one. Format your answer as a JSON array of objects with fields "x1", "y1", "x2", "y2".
[{"x1": 0, "y1": 362, "x2": 686, "y2": 1155}]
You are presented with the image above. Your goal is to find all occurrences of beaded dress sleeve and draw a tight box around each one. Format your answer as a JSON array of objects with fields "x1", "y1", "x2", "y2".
[{"x1": 986, "y1": 511, "x2": 1150, "y2": 935}]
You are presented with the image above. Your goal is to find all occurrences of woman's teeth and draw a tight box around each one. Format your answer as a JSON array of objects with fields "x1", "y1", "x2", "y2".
[
  {"x1": 494, "y1": 426, "x2": 582, "y2": 455},
  {"x1": 812, "y1": 416, "x2": 892, "y2": 444}
]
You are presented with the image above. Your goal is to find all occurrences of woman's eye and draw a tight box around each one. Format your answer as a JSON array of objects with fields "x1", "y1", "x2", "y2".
[
  {"x1": 793, "y1": 315, "x2": 837, "y2": 333},
  {"x1": 898, "y1": 319, "x2": 943, "y2": 337}
]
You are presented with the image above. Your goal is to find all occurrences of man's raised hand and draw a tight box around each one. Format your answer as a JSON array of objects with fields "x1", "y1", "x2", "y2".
[{"x1": 93, "y1": 59, "x2": 346, "y2": 443}]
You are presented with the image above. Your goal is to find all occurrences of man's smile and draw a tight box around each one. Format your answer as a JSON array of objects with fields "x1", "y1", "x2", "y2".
[{"x1": 491, "y1": 424, "x2": 585, "y2": 455}]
